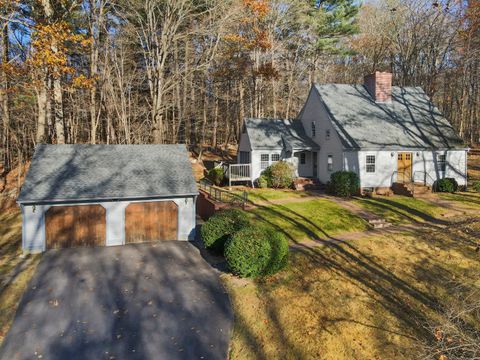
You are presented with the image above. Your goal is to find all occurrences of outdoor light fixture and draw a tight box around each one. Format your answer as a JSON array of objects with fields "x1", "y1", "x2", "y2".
[
  {"x1": 416, "y1": 152, "x2": 420, "y2": 157},
  {"x1": 390, "y1": 152, "x2": 395, "y2": 157}
]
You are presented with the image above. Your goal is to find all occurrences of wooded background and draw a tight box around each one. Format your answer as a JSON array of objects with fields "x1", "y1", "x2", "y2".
[{"x1": 0, "y1": 0, "x2": 479, "y2": 174}]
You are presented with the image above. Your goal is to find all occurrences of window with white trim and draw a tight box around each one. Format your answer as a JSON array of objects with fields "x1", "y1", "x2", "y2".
[
  {"x1": 366, "y1": 155, "x2": 376, "y2": 173},
  {"x1": 311, "y1": 122, "x2": 316, "y2": 137},
  {"x1": 327, "y1": 155, "x2": 333, "y2": 172},
  {"x1": 437, "y1": 154, "x2": 446, "y2": 172},
  {"x1": 300, "y1": 153, "x2": 306, "y2": 165},
  {"x1": 326, "y1": 129, "x2": 331, "y2": 140},
  {"x1": 271, "y1": 154, "x2": 280, "y2": 162},
  {"x1": 260, "y1": 154, "x2": 270, "y2": 170}
]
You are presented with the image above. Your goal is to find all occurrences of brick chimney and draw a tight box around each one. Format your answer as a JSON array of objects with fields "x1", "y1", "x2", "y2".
[{"x1": 364, "y1": 71, "x2": 392, "y2": 103}]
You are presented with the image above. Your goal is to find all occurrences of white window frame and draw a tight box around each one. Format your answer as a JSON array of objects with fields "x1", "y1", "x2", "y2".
[
  {"x1": 327, "y1": 154, "x2": 333, "y2": 172},
  {"x1": 260, "y1": 154, "x2": 270, "y2": 170},
  {"x1": 366, "y1": 155, "x2": 376, "y2": 173},
  {"x1": 260, "y1": 153, "x2": 281, "y2": 170},
  {"x1": 437, "y1": 154, "x2": 446, "y2": 173}
]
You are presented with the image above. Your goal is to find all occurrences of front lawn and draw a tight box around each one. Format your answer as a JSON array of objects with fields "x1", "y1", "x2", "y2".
[
  {"x1": 437, "y1": 192, "x2": 480, "y2": 210},
  {"x1": 224, "y1": 219, "x2": 480, "y2": 359},
  {"x1": 354, "y1": 195, "x2": 449, "y2": 224},
  {"x1": 0, "y1": 202, "x2": 40, "y2": 343},
  {"x1": 250, "y1": 199, "x2": 369, "y2": 242},
  {"x1": 235, "y1": 188, "x2": 311, "y2": 204}
]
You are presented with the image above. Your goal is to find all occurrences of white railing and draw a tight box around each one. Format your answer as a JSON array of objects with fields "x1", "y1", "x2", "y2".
[{"x1": 229, "y1": 164, "x2": 251, "y2": 180}]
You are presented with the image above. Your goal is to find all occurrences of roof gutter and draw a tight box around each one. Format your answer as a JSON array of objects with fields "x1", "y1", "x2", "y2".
[{"x1": 17, "y1": 192, "x2": 200, "y2": 206}]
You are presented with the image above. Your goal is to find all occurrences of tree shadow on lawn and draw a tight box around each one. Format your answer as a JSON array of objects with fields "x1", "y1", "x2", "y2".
[
  {"x1": 355, "y1": 196, "x2": 450, "y2": 226},
  {"x1": 247, "y1": 201, "x2": 479, "y2": 355}
]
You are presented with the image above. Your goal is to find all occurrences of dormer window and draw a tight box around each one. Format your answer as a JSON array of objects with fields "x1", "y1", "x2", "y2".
[{"x1": 311, "y1": 122, "x2": 316, "y2": 137}]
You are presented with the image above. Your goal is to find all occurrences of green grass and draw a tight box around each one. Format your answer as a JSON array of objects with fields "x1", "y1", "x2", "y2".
[
  {"x1": 437, "y1": 192, "x2": 480, "y2": 209},
  {"x1": 234, "y1": 188, "x2": 311, "y2": 204},
  {"x1": 224, "y1": 219, "x2": 480, "y2": 360},
  {"x1": 354, "y1": 195, "x2": 448, "y2": 224},
  {"x1": 250, "y1": 199, "x2": 369, "y2": 242}
]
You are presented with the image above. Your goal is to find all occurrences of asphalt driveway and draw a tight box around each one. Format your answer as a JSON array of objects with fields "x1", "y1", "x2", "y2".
[{"x1": 0, "y1": 242, "x2": 233, "y2": 360}]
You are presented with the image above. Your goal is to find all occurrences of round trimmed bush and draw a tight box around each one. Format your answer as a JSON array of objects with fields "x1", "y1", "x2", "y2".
[
  {"x1": 327, "y1": 171, "x2": 360, "y2": 197},
  {"x1": 257, "y1": 175, "x2": 268, "y2": 188},
  {"x1": 263, "y1": 229, "x2": 289, "y2": 275},
  {"x1": 201, "y1": 209, "x2": 250, "y2": 253},
  {"x1": 225, "y1": 226, "x2": 289, "y2": 278},
  {"x1": 434, "y1": 178, "x2": 459, "y2": 193},
  {"x1": 263, "y1": 161, "x2": 295, "y2": 188},
  {"x1": 472, "y1": 181, "x2": 480, "y2": 192}
]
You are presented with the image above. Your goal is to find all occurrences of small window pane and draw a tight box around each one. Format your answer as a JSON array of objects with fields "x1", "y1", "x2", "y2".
[
  {"x1": 326, "y1": 130, "x2": 331, "y2": 140},
  {"x1": 260, "y1": 154, "x2": 269, "y2": 170},
  {"x1": 311, "y1": 122, "x2": 316, "y2": 137},
  {"x1": 366, "y1": 155, "x2": 375, "y2": 173},
  {"x1": 271, "y1": 154, "x2": 280, "y2": 162},
  {"x1": 438, "y1": 154, "x2": 446, "y2": 172},
  {"x1": 327, "y1": 155, "x2": 333, "y2": 172},
  {"x1": 300, "y1": 153, "x2": 306, "y2": 164}
]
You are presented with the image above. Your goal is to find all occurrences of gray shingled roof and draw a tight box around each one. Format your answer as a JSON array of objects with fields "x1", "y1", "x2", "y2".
[
  {"x1": 313, "y1": 84, "x2": 465, "y2": 150},
  {"x1": 18, "y1": 144, "x2": 198, "y2": 203},
  {"x1": 244, "y1": 118, "x2": 319, "y2": 151}
]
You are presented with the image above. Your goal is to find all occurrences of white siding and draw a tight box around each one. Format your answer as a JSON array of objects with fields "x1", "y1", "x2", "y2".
[
  {"x1": 356, "y1": 150, "x2": 467, "y2": 188},
  {"x1": 295, "y1": 151, "x2": 313, "y2": 177},
  {"x1": 358, "y1": 151, "x2": 396, "y2": 188},
  {"x1": 298, "y1": 88, "x2": 344, "y2": 183},
  {"x1": 21, "y1": 196, "x2": 197, "y2": 253}
]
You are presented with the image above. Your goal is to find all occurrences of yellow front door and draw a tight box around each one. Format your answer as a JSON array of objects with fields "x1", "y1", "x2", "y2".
[{"x1": 397, "y1": 152, "x2": 412, "y2": 183}]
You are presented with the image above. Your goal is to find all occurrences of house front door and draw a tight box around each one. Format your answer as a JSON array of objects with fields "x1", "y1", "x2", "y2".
[
  {"x1": 397, "y1": 152, "x2": 412, "y2": 183},
  {"x1": 312, "y1": 152, "x2": 318, "y2": 178}
]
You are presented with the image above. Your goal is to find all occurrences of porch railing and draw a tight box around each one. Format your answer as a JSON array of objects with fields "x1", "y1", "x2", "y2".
[{"x1": 198, "y1": 179, "x2": 248, "y2": 208}]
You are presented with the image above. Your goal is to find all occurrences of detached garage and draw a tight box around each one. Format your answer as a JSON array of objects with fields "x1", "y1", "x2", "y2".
[{"x1": 17, "y1": 144, "x2": 198, "y2": 252}]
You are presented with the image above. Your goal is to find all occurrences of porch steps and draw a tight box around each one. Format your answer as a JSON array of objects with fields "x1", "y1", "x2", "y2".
[
  {"x1": 392, "y1": 182, "x2": 431, "y2": 197},
  {"x1": 294, "y1": 178, "x2": 324, "y2": 191},
  {"x1": 368, "y1": 218, "x2": 392, "y2": 229}
]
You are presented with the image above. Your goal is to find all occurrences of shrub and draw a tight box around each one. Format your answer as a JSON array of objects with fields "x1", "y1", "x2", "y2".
[
  {"x1": 207, "y1": 167, "x2": 224, "y2": 186},
  {"x1": 263, "y1": 161, "x2": 295, "y2": 188},
  {"x1": 263, "y1": 229, "x2": 289, "y2": 275},
  {"x1": 327, "y1": 171, "x2": 360, "y2": 197},
  {"x1": 225, "y1": 226, "x2": 289, "y2": 278},
  {"x1": 257, "y1": 175, "x2": 268, "y2": 188},
  {"x1": 201, "y1": 209, "x2": 250, "y2": 253},
  {"x1": 472, "y1": 181, "x2": 480, "y2": 192},
  {"x1": 434, "y1": 178, "x2": 459, "y2": 193}
]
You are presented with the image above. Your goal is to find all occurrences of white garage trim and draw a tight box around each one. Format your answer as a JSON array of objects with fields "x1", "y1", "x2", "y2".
[{"x1": 21, "y1": 196, "x2": 197, "y2": 253}]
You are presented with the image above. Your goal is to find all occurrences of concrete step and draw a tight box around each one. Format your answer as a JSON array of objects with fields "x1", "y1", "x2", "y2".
[{"x1": 368, "y1": 218, "x2": 392, "y2": 229}]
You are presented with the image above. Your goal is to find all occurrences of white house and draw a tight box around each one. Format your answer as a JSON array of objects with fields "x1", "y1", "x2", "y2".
[
  {"x1": 237, "y1": 72, "x2": 468, "y2": 192},
  {"x1": 17, "y1": 144, "x2": 198, "y2": 252}
]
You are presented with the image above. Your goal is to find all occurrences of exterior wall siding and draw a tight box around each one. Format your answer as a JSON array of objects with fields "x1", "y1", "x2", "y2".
[
  {"x1": 21, "y1": 196, "x2": 197, "y2": 253},
  {"x1": 356, "y1": 150, "x2": 467, "y2": 188},
  {"x1": 298, "y1": 88, "x2": 345, "y2": 183}
]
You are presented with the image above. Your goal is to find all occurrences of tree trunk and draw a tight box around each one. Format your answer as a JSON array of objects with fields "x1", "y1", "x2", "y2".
[
  {"x1": 53, "y1": 75, "x2": 65, "y2": 144},
  {"x1": 1, "y1": 19, "x2": 10, "y2": 172},
  {"x1": 36, "y1": 74, "x2": 48, "y2": 143}
]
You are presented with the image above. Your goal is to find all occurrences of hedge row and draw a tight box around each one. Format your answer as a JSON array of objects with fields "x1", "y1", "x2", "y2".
[{"x1": 201, "y1": 209, "x2": 289, "y2": 278}]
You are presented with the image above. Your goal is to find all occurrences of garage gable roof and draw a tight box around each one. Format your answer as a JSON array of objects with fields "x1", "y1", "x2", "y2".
[{"x1": 18, "y1": 144, "x2": 198, "y2": 203}]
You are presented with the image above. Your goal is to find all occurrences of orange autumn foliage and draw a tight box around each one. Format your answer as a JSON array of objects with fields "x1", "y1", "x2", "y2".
[{"x1": 28, "y1": 22, "x2": 93, "y2": 88}]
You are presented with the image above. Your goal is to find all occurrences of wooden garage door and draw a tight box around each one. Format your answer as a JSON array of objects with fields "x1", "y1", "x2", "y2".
[
  {"x1": 125, "y1": 201, "x2": 178, "y2": 243},
  {"x1": 45, "y1": 205, "x2": 106, "y2": 249}
]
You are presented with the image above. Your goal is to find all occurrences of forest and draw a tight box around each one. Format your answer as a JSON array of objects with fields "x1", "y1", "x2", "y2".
[{"x1": 0, "y1": 0, "x2": 479, "y2": 173}]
